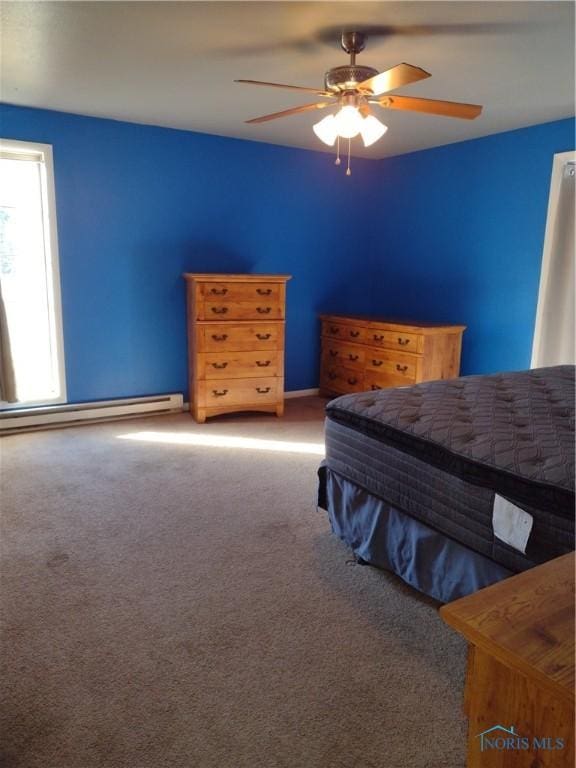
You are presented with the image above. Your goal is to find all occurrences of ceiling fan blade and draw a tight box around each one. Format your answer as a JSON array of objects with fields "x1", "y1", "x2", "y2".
[
  {"x1": 375, "y1": 94, "x2": 483, "y2": 120},
  {"x1": 315, "y1": 22, "x2": 523, "y2": 46},
  {"x1": 235, "y1": 79, "x2": 333, "y2": 97},
  {"x1": 245, "y1": 102, "x2": 331, "y2": 124},
  {"x1": 357, "y1": 63, "x2": 431, "y2": 96}
]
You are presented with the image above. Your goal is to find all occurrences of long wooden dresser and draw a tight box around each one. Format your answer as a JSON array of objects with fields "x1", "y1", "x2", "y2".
[
  {"x1": 184, "y1": 273, "x2": 291, "y2": 423},
  {"x1": 320, "y1": 314, "x2": 466, "y2": 396}
]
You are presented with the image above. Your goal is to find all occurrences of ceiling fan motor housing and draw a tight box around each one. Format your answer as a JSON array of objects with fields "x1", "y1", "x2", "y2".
[{"x1": 324, "y1": 65, "x2": 379, "y2": 93}]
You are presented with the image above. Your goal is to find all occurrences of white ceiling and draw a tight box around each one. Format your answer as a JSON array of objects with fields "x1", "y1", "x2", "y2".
[{"x1": 1, "y1": 1, "x2": 574, "y2": 159}]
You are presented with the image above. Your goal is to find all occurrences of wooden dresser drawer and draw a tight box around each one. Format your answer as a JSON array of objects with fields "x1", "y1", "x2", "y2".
[
  {"x1": 200, "y1": 301, "x2": 284, "y2": 321},
  {"x1": 365, "y1": 370, "x2": 416, "y2": 390},
  {"x1": 368, "y1": 329, "x2": 422, "y2": 353},
  {"x1": 199, "y1": 281, "x2": 281, "y2": 302},
  {"x1": 321, "y1": 365, "x2": 365, "y2": 394},
  {"x1": 199, "y1": 377, "x2": 280, "y2": 407},
  {"x1": 323, "y1": 341, "x2": 366, "y2": 370},
  {"x1": 199, "y1": 351, "x2": 281, "y2": 379},
  {"x1": 322, "y1": 321, "x2": 366, "y2": 344},
  {"x1": 199, "y1": 324, "x2": 281, "y2": 352},
  {"x1": 365, "y1": 349, "x2": 418, "y2": 382}
]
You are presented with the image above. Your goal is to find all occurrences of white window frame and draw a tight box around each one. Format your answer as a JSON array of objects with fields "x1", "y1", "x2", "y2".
[{"x1": 0, "y1": 138, "x2": 67, "y2": 408}]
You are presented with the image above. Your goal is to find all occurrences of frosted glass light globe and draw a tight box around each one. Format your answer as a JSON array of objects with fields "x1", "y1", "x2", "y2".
[
  {"x1": 312, "y1": 114, "x2": 338, "y2": 146},
  {"x1": 360, "y1": 115, "x2": 388, "y2": 147},
  {"x1": 333, "y1": 106, "x2": 363, "y2": 139}
]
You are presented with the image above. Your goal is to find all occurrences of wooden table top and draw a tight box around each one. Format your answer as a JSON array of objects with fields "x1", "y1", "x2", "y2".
[
  {"x1": 319, "y1": 313, "x2": 467, "y2": 333},
  {"x1": 440, "y1": 552, "x2": 575, "y2": 703}
]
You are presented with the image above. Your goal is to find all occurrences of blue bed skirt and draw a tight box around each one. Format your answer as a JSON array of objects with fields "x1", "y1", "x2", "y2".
[{"x1": 318, "y1": 464, "x2": 513, "y2": 603}]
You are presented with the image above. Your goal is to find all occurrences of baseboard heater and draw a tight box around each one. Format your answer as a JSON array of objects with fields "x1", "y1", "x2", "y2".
[{"x1": 0, "y1": 394, "x2": 184, "y2": 434}]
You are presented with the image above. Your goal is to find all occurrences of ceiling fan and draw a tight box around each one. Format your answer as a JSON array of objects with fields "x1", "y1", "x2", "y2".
[{"x1": 236, "y1": 31, "x2": 483, "y2": 174}]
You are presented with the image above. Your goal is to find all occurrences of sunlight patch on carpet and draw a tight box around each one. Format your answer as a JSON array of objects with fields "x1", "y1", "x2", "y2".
[{"x1": 117, "y1": 431, "x2": 325, "y2": 456}]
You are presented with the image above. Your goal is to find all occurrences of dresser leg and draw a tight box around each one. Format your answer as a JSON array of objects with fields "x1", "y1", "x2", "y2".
[
  {"x1": 194, "y1": 408, "x2": 207, "y2": 424},
  {"x1": 275, "y1": 402, "x2": 284, "y2": 417}
]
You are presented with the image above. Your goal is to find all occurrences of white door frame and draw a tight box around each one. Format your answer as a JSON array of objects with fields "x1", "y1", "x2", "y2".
[{"x1": 531, "y1": 150, "x2": 575, "y2": 368}]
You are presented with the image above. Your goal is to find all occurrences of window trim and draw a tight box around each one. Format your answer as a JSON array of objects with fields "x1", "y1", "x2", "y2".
[{"x1": 0, "y1": 138, "x2": 67, "y2": 408}]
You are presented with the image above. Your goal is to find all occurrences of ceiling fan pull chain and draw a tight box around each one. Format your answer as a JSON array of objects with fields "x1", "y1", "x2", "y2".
[
  {"x1": 334, "y1": 135, "x2": 341, "y2": 166},
  {"x1": 346, "y1": 138, "x2": 352, "y2": 176}
]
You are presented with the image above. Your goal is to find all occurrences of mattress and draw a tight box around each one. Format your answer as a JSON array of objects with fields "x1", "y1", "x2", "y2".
[{"x1": 324, "y1": 365, "x2": 575, "y2": 571}]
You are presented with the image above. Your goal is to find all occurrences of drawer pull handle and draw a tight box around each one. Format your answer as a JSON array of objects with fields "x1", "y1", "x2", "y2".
[
  {"x1": 211, "y1": 334, "x2": 228, "y2": 341},
  {"x1": 257, "y1": 307, "x2": 272, "y2": 314},
  {"x1": 348, "y1": 354, "x2": 359, "y2": 362},
  {"x1": 350, "y1": 330, "x2": 360, "y2": 338},
  {"x1": 398, "y1": 337, "x2": 410, "y2": 346},
  {"x1": 256, "y1": 360, "x2": 271, "y2": 367},
  {"x1": 328, "y1": 372, "x2": 337, "y2": 380},
  {"x1": 372, "y1": 360, "x2": 383, "y2": 367},
  {"x1": 256, "y1": 387, "x2": 271, "y2": 394},
  {"x1": 256, "y1": 288, "x2": 272, "y2": 296},
  {"x1": 347, "y1": 377, "x2": 358, "y2": 385},
  {"x1": 212, "y1": 389, "x2": 228, "y2": 397},
  {"x1": 329, "y1": 349, "x2": 338, "y2": 357},
  {"x1": 371, "y1": 384, "x2": 382, "y2": 391},
  {"x1": 373, "y1": 334, "x2": 384, "y2": 342},
  {"x1": 211, "y1": 362, "x2": 228, "y2": 369},
  {"x1": 210, "y1": 287, "x2": 228, "y2": 296},
  {"x1": 396, "y1": 364, "x2": 409, "y2": 373},
  {"x1": 256, "y1": 333, "x2": 271, "y2": 340},
  {"x1": 211, "y1": 306, "x2": 228, "y2": 315},
  {"x1": 329, "y1": 326, "x2": 340, "y2": 334}
]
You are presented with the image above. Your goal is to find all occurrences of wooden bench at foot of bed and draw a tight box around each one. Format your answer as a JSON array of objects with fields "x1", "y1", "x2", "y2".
[{"x1": 440, "y1": 551, "x2": 575, "y2": 768}]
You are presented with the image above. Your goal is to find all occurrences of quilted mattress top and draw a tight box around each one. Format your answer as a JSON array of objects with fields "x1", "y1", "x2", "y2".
[{"x1": 325, "y1": 366, "x2": 575, "y2": 515}]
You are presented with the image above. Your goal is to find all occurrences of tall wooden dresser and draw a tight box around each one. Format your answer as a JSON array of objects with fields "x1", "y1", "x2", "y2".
[
  {"x1": 184, "y1": 274, "x2": 291, "y2": 423},
  {"x1": 320, "y1": 314, "x2": 466, "y2": 396}
]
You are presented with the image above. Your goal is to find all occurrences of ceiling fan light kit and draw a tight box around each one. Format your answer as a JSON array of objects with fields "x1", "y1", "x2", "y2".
[
  {"x1": 237, "y1": 30, "x2": 483, "y2": 176},
  {"x1": 313, "y1": 107, "x2": 388, "y2": 146}
]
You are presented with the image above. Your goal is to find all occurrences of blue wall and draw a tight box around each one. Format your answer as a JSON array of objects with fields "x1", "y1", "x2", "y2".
[
  {"x1": 0, "y1": 103, "x2": 379, "y2": 401},
  {"x1": 368, "y1": 118, "x2": 575, "y2": 375},
  {"x1": 0, "y1": 103, "x2": 574, "y2": 402}
]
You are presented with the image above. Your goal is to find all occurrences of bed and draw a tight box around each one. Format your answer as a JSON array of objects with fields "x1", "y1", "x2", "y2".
[{"x1": 317, "y1": 365, "x2": 575, "y2": 602}]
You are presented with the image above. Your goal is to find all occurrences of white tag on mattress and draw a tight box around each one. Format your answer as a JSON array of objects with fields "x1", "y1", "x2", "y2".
[{"x1": 492, "y1": 494, "x2": 533, "y2": 554}]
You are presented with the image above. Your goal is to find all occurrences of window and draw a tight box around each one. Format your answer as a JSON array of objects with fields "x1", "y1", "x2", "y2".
[{"x1": 0, "y1": 140, "x2": 66, "y2": 407}]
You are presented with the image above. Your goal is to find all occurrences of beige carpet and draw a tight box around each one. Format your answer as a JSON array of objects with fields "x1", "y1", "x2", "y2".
[{"x1": 0, "y1": 397, "x2": 466, "y2": 768}]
